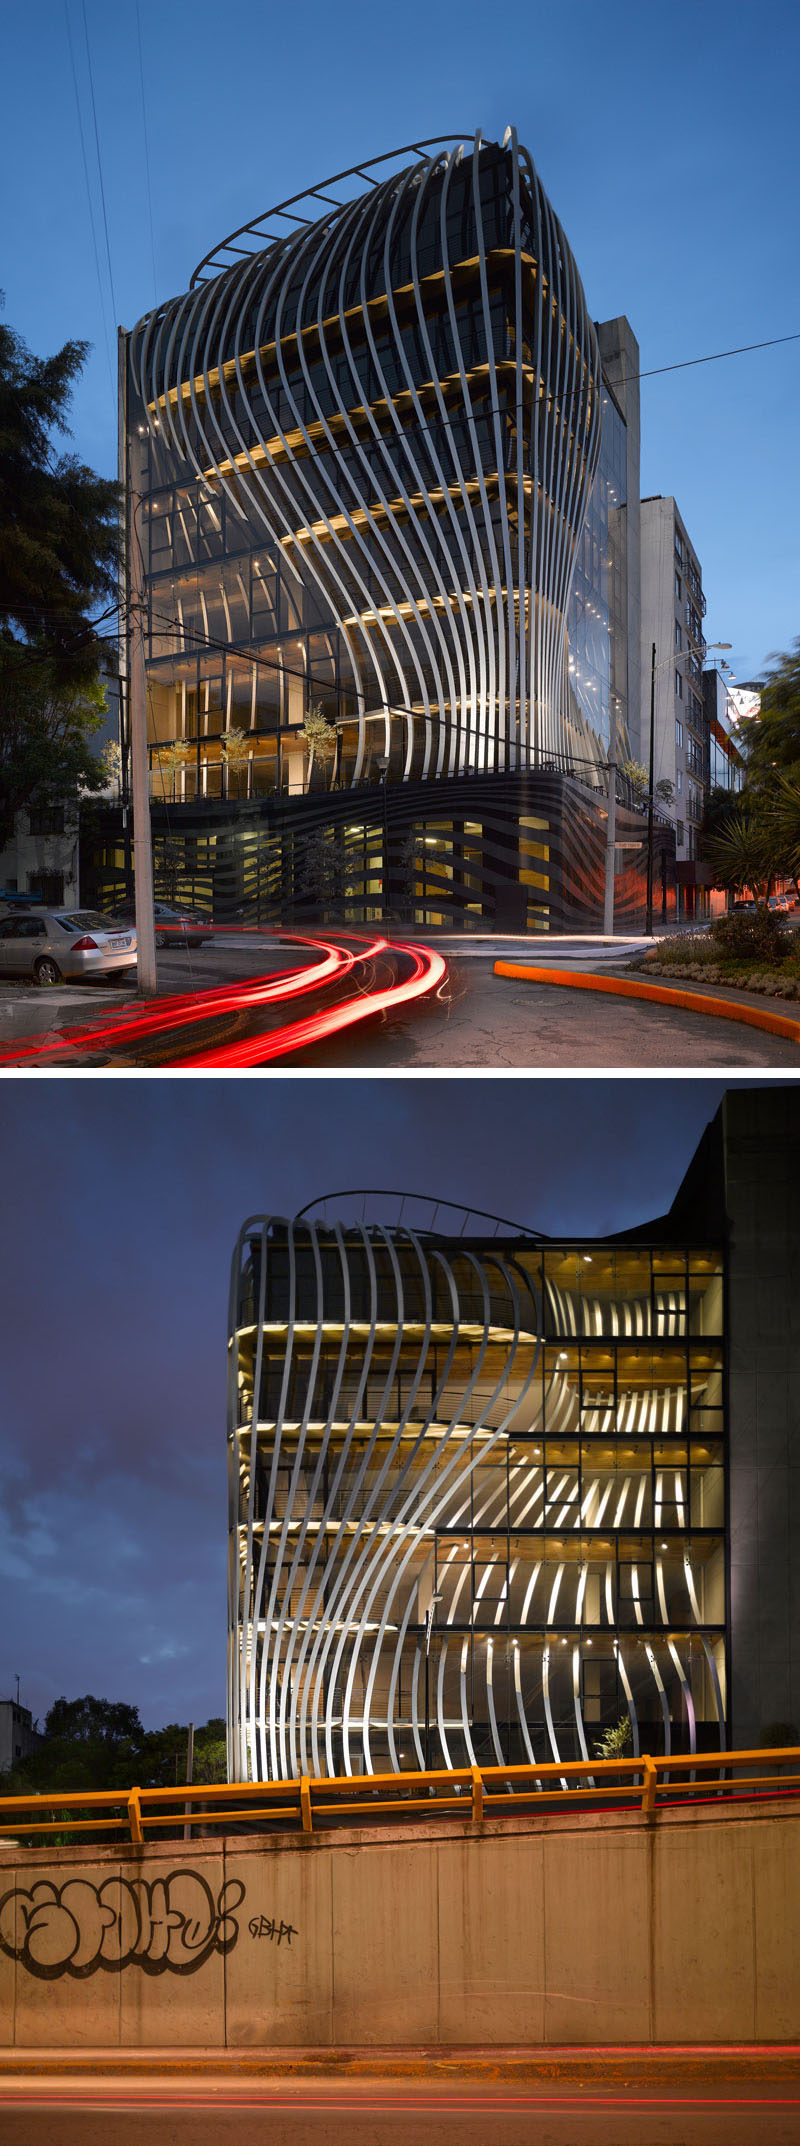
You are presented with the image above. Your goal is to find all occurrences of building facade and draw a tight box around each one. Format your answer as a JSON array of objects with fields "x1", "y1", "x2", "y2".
[
  {"x1": 0, "y1": 1700, "x2": 37, "y2": 1774},
  {"x1": 228, "y1": 1089, "x2": 799, "y2": 1784},
  {"x1": 702, "y1": 663, "x2": 745, "y2": 799},
  {"x1": 104, "y1": 133, "x2": 659, "y2": 931},
  {"x1": 640, "y1": 495, "x2": 707, "y2": 917}
]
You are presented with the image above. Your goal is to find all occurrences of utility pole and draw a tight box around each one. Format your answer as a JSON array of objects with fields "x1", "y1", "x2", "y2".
[
  {"x1": 183, "y1": 1720, "x2": 194, "y2": 1842},
  {"x1": 119, "y1": 329, "x2": 158, "y2": 996},
  {"x1": 603, "y1": 704, "x2": 617, "y2": 937},
  {"x1": 645, "y1": 640, "x2": 656, "y2": 936}
]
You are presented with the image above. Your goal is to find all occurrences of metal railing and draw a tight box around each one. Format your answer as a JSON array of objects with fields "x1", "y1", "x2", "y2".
[{"x1": 1, "y1": 1749, "x2": 799, "y2": 1848}]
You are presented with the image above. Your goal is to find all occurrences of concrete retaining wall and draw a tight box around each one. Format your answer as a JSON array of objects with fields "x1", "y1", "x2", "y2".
[{"x1": 1, "y1": 1799, "x2": 799, "y2": 2048}]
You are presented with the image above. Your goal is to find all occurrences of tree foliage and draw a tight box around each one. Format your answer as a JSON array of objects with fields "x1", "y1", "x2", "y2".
[
  {"x1": 593, "y1": 1713, "x2": 633, "y2": 1760},
  {"x1": 700, "y1": 641, "x2": 800, "y2": 896},
  {"x1": 0, "y1": 314, "x2": 118, "y2": 689},
  {"x1": 745, "y1": 641, "x2": 800, "y2": 785},
  {"x1": 0, "y1": 659, "x2": 107, "y2": 846},
  {"x1": 1, "y1": 1696, "x2": 228, "y2": 1794},
  {"x1": 0, "y1": 311, "x2": 119, "y2": 837},
  {"x1": 300, "y1": 705, "x2": 338, "y2": 786}
]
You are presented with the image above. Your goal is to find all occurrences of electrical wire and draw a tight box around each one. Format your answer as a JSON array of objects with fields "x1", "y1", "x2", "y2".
[
  {"x1": 80, "y1": 0, "x2": 118, "y2": 326},
  {"x1": 136, "y1": 326, "x2": 800, "y2": 478},
  {"x1": 135, "y1": 0, "x2": 158, "y2": 308},
  {"x1": 63, "y1": 0, "x2": 115, "y2": 404}
]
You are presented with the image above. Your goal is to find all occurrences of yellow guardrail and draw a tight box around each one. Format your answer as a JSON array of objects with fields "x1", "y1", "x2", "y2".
[{"x1": 0, "y1": 1748, "x2": 798, "y2": 1848}]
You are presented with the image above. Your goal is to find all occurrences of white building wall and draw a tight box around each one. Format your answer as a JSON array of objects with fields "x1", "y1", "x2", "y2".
[{"x1": 640, "y1": 497, "x2": 706, "y2": 894}]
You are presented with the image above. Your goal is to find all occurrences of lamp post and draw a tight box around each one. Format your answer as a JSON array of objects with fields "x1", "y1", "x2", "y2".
[{"x1": 645, "y1": 640, "x2": 731, "y2": 936}]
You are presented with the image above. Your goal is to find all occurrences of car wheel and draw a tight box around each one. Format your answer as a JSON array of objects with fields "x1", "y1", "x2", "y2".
[
  {"x1": 34, "y1": 957, "x2": 61, "y2": 987},
  {"x1": 156, "y1": 931, "x2": 168, "y2": 948}
]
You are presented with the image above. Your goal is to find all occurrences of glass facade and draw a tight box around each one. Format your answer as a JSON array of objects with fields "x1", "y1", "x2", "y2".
[
  {"x1": 566, "y1": 383, "x2": 629, "y2": 766},
  {"x1": 228, "y1": 1210, "x2": 725, "y2": 1783}
]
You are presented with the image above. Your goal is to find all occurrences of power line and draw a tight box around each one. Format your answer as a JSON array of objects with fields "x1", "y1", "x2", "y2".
[
  {"x1": 63, "y1": 0, "x2": 115, "y2": 404},
  {"x1": 634, "y1": 331, "x2": 800, "y2": 384},
  {"x1": 135, "y1": 0, "x2": 158, "y2": 308},
  {"x1": 140, "y1": 324, "x2": 799, "y2": 490},
  {"x1": 80, "y1": 0, "x2": 118, "y2": 326}
]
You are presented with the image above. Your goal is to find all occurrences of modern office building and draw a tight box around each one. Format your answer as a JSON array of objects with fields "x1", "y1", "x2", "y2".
[
  {"x1": 103, "y1": 132, "x2": 660, "y2": 931},
  {"x1": 227, "y1": 1088, "x2": 799, "y2": 1784},
  {"x1": 640, "y1": 495, "x2": 708, "y2": 918}
]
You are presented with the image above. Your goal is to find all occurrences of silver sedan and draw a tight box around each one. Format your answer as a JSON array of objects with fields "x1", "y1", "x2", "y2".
[{"x1": 0, "y1": 909, "x2": 138, "y2": 986}]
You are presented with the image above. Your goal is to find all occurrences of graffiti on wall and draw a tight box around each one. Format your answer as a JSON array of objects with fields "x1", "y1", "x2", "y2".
[
  {"x1": 0, "y1": 1870, "x2": 246, "y2": 1979},
  {"x1": 248, "y1": 1914, "x2": 297, "y2": 1945}
]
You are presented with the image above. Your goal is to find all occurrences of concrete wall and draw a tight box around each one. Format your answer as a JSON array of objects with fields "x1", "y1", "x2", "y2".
[
  {"x1": 724, "y1": 1088, "x2": 800, "y2": 1749},
  {"x1": 2, "y1": 1800, "x2": 799, "y2": 2049}
]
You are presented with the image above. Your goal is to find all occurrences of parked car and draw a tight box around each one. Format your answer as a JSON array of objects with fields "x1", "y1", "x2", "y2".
[
  {"x1": 0, "y1": 909, "x2": 137, "y2": 987},
  {"x1": 112, "y1": 901, "x2": 212, "y2": 948}
]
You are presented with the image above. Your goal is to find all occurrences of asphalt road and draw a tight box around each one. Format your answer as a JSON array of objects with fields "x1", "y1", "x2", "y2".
[
  {"x1": 296, "y1": 956, "x2": 800, "y2": 1069},
  {"x1": 1, "y1": 942, "x2": 798, "y2": 1069},
  {"x1": 3, "y1": 2070, "x2": 799, "y2": 2144}
]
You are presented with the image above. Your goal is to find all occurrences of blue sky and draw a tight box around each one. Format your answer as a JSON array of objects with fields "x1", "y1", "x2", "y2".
[
  {"x1": 0, "y1": 1074, "x2": 775, "y2": 1730},
  {"x1": 2, "y1": 0, "x2": 798, "y2": 684}
]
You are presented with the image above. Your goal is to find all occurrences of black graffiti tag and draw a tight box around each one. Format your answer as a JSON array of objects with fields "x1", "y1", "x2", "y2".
[
  {"x1": 248, "y1": 1915, "x2": 297, "y2": 1945},
  {"x1": 0, "y1": 1870, "x2": 245, "y2": 1979}
]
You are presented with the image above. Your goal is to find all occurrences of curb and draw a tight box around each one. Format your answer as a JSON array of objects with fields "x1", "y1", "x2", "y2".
[
  {"x1": 3, "y1": 2045, "x2": 800, "y2": 2082},
  {"x1": 493, "y1": 964, "x2": 800, "y2": 1046}
]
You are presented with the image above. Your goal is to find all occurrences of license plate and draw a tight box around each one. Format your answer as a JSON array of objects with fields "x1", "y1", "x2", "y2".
[{"x1": 110, "y1": 936, "x2": 130, "y2": 949}]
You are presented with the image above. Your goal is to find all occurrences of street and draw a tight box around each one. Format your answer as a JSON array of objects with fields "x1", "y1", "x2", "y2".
[
  {"x1": 0, "y1": 935, "x2": 797, "y2": 1069},
  {"x1": 3, "y1": 2063, "x2": 800, "y2": 2145}
]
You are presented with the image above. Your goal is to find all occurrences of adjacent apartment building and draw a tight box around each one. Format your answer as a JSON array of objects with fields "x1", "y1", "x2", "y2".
[
  {"x1": 95, "y1": 132, "x2": 662, "y2": 932},
  {"x1": 227, "y1": 1087, "x2": 799, "y2": 1784},
  {"x1": 703, "y1": 663, "x2": 745, "y2": 800},
  {"x1": 640, "y1": 495, "x2": 708, "y2": 919}
]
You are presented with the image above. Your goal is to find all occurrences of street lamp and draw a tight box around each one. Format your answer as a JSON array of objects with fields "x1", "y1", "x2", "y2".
[{"x1": 645, "y1": 639, "x2": 732, "y2": 935}]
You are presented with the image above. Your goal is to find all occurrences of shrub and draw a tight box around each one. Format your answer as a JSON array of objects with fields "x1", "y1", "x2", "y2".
[
  {"x1": 643, "y1": 934, "x2": 717, "y2": 967},
  {"x1": 710, "y1": 910, "x2": 788, "y2": 963}
]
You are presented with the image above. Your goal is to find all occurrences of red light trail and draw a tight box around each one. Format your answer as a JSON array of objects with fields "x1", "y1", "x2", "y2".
[
  {"x1": 0, "y1": 933, "x2": 447, "y2": 1069},
  {"x1": 180, "y1": 940, "x2": 446, "y2": 1067}
]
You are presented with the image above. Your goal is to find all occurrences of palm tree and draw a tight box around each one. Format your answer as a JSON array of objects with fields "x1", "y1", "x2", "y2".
[{"x1": 702, "y1": 804, "x2": 774, "y2": 907}]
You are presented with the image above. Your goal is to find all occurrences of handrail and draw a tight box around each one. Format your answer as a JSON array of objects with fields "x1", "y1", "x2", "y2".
[{"x1": 1, "y1": 1748, "x2": 799, "y2": 1849}]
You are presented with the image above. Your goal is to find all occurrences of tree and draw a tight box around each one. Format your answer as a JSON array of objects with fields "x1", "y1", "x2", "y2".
[
  {"x1": 0, "y1": 311, "x2": 119, "y2": 837},
  {"x1": 2, "y1": 1697, "x2": 229, "y2": 1796},
  {"x1": 745, "y1": 641, "x2": 800, "y2": 786},
  {"x1": 300, "y1": 705, "x2": 338, "y2": 786},
  {"x1": 101, "y1": 737, "x2": 122, "y2": 794},
  {"x1": 772, "y1": 773, "x2": 800, "y2": 888},
  {"x1": 221, "y1": 726, "x2": 251, "y2": 798},
  {"x1": 153, "y1": 740, "x2": 192, "y2": 802},
  {"x1": 0, "y1": 313, "x2": 118, "y2": 690},
  {"x1": 593, "y1": 1713, "x2": 633, "y2": 1760},
  {"x1": 701, "y1": 803, "x2": 774, "y2": 905},
  {"x1": 620, "y1": 757, "x2": 649, "y2": 806},
  {"x1": 0, "y1": 661, "x2": 108, "y2": 847}
]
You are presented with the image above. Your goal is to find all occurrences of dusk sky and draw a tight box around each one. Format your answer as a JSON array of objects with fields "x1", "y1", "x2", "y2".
[
  {"x1": 0, "y1": 1075, "x2": 780, "y2": 1732},
  {"x1": 2, "y1": 0, "x2": 798, "y2": 683}
]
